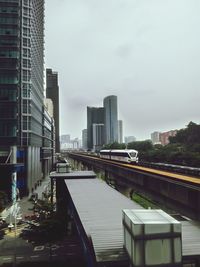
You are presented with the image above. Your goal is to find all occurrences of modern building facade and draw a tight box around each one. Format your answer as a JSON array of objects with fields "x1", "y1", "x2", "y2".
[
  {"x1": 46, "y1": 68, "x2": 60, "y2": 153},
  {"x1": 0, "y1": 0, "x2": 53, "y2": 200},
  {"x1": 42, "y1": 105, "x2": 55, "y2": 179},
  {"x1": 71, "y1": 138, "x2": 80, "y2": 150},
  {"x1": 44, "y1": 98, "x2": 54, "y2": 118},
  {"x1": 92, "y1": 123, "x2": 104, "y2": 152},
  {"x1": 103, "y1": 95, "x2": 118, "y2": 144},
  {"x1": 151, "y1": 131, "x2": 161, "y2": 145},
  {"x1": 87, "y1": 107, "x2": 104, "y2": 150},
  {"x1": 60, "y1": 134, "x2": 71, "y2": 150},
  {"x1": 118, "y1": 120, "x2": 123, "y2": 143},
  {"x1": 160, "y1": 130, "x2": 177, "y2": 146},
  {"x1": 82, "y1": 129, "x2": 87, "y2": 150},
  {"x1": 60, "y1": 134, "x2": 70, "y2": 145},
  {"x1": 151, "y1": 130, "x2": 177, "y2": 146}
]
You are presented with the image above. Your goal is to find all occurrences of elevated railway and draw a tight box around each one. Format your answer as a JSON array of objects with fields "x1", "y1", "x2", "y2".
[{"x1": 67, "y1": 152, "x2": 200, "y2": 220}]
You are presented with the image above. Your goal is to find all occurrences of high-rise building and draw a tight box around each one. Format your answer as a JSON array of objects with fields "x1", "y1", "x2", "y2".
[
  {"x1": 0, "y1": 0, "x2": 53, "y2": 200},
  {"x1": 92, "y1": 124, "x2": 104, "y2": 152},
  {"x1": 60, "y1": 134, "x2": 70, "y2": 144},
  {"x1": 42, "y1": 104, "x2": 55, "y2": 177},
  {"x1": 151, "y1": 131, "x2": 161, "y2": 145},
  {"x1": 118, "y1": 120, "x2": 123, "y2": 143},
  {"x1": 87, "y1": 107, "x2": 104, "y2": 150},
  {"x1": 44, "y1": 98, "x2": 54, "y2": 118},
  {"x1": 46, "y1": 68, "x2": 60, "y2": 153},
  {"x1": 71, "y1": 138, "x2": 80, "y2": 150},
  {"x1": 160, "y1": 130, "x2": 177, "y2": 146},
  {"x1": 103, "y1": 95, "x2": 118, "y2": 144},
  {"x1": 60, "y1": 134, "x2": 71, "y2": 150},
  {"x1": 82, "y1": 129, "x2": 87, "y2": 150}
]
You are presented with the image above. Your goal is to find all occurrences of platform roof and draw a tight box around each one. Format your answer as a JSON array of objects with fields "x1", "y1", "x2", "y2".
[
  {"x1": 65, "y1": 178, "x2": 142, "y2": 264},
  {"x1": 65, "y1": 178, "x2": 200, "y2": 264},
  {"x1": 50, "y1": 170, "x2": 96, "y2": 179},
  {"x1": 182, "y1": 220, "x2": 200, "y2": 257}
]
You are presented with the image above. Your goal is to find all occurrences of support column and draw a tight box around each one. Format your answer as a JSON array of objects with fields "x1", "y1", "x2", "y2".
[
  {"x1": 50, "y1": 177, "x2": 54, "y2": 206},
  {"x1": 11, "y1": 146, "x2": 17, "y2": 202}
]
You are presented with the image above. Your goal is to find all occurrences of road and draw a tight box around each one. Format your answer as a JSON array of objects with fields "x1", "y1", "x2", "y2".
[{"x1": 0, "y1": 234, "x2": 85, "y2": 266}]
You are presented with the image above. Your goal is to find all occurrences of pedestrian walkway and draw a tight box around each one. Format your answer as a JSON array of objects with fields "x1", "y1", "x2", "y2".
[{"x1": 0, "y1": 176, "x2": 51, "y2": 222}]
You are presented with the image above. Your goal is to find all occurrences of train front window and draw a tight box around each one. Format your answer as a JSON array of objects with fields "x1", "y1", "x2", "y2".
[{"x1": 130, "y1": 152, "x2": 136, "y2": 157}]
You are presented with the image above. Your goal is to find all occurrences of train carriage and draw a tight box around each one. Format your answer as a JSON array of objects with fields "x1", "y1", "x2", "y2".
[{"x1": 99, "y1": 149, "x2": 138, "y2": 164}]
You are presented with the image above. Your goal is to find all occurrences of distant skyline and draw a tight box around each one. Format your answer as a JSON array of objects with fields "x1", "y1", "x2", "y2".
[{"x1": 45, "y1": 1, "x2": 200, "y2": 140}]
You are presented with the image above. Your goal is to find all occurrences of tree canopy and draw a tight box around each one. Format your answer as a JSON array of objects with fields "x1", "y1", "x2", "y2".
[
  {"x1": 102, "y1": 142, "x2": 126, "y2": 149},
  {"x1": 127, "y1": 140, "x2": 153, "y2": 151},
  {"x1": 101, "y1": 122, "x2": 200, "y2": 167}
]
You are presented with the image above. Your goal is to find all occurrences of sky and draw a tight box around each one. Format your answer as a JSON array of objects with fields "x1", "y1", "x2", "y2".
[{"x1": 45, "y1": 0, "x2": 200, "y2": 141}]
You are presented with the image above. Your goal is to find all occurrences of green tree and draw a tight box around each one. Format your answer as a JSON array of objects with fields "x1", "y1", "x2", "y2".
[
  {"x1": 102, "y1": 142, "x2": 126, "y2": 149},
  {"x1": 127, "y1": 140, "x2": 153, "y2": 152},
  {"x1": 169, "y1": 121, "x2": 200, "y2": 149}
]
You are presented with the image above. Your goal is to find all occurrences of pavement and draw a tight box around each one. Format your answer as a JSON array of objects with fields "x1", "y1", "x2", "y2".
[
  {"x1": 0, "y1": 176, "x2": 51, "y2": 222},
  {"x1": 0, "y1": 175, "x2": 86, "y2": 266},
  {"x1": 0, "y1": 176, "x2": 52, "y2": 265}
]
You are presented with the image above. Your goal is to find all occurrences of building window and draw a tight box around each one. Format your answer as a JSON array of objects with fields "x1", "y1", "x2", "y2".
[
  {"x1": 0, "y1": 89, "x2": 17, "y2": 101},
  {"x1": 0, "y1": 75, "x2": 18, "y2": 84}
]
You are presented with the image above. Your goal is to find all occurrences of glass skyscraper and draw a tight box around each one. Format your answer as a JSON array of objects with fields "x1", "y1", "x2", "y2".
[
  {"x1": 87, "y1": 107, "x2": 105, "y2": 150},
  {"x1": 103, "y1": 95, "x2": 118, "y2": 144},
  {"x1": 0, "y1": 0, "x2": 51, "y2": 200}
]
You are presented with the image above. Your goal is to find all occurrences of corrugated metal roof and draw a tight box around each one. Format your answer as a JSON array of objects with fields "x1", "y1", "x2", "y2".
[
  {"x1": 65, "y1": 178, "x2": 142, "y2": 263},
  {"x1": 50, "y1": 170, "x2": 96, "y2": 179},
  {"x1": 182, "y1": 220, "x2": 200, "y2": 256},
  {"x1": 65, "y1": 178, "x2": 200, "y2": 264}
]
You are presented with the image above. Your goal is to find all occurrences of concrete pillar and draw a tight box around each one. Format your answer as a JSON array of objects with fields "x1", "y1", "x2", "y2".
[{"x1": 10, "y1": 146, "x2": 17, "y2": 202}]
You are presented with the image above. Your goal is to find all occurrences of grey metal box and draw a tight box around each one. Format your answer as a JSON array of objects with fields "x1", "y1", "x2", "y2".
[{"x1": 123, "y1": 209, "x2": 182, "y2": 266}]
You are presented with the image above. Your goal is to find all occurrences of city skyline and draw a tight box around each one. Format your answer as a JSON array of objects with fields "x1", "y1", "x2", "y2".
[{"x1": 45, "y1": 1, "x2": 200, "y2": 140}]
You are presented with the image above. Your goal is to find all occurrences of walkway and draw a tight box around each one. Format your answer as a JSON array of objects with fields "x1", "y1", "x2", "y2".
[{"x1": 0, "y1": 176, "x2": 51, "y2": 222}]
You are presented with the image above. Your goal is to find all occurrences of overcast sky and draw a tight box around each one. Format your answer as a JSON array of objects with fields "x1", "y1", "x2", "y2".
[{"x1": 45, "y1": 0, "x2": 200, "y2": 141}]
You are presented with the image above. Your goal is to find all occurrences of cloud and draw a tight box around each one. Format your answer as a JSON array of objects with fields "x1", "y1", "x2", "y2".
[{"x1": 45, "y1": 0, "x2": 200, "y2": 140}]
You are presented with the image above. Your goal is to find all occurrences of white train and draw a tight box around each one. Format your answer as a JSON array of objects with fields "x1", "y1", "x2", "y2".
[{"x1": 99, "y1": 149, "x2": 139, "y2": 164}]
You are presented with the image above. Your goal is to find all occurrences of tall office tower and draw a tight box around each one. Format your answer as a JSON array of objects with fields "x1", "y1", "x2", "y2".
[
  {"x1": 151, "y1": 131, "x2": 161, "y2": 145},
  {"x1": 103, "y1": 95, "x2": 118, "y2": 144},
  {"x1": 71, "y1": 138, "x2": 80, "y2": 150},
  {"x1": 0, "y1": 0, "x2": 47, "y2": 200},
  {"x1": 60, "y1": 134, "x2": 70, "y2": 145},
  {"x1": 82, "y1": 129, "x2": 87, "y2": 150},
  {"x1": 46, "y1": 69, "x2": 60, "y2": 153},
  {"x1": 92, "y1": 124, "x2": 104, "y2": 152},
  {"x1": 118, "y1": 120, "x2": 123, "y2": 143},
  {"x1": 87, "y1": 107, "x2": 104, "y2": 150},
  {"x1": 60, "y1": 134, "x2": 70, "y2": 150}
]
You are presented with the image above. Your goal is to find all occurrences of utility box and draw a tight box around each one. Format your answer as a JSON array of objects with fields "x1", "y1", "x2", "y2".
[
  {"x1": 122, "y1": 209, "x2": 182, "y2": 267},
  {"x1": 56, "y1": 162, "x2": 71, "y2": 173}
]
